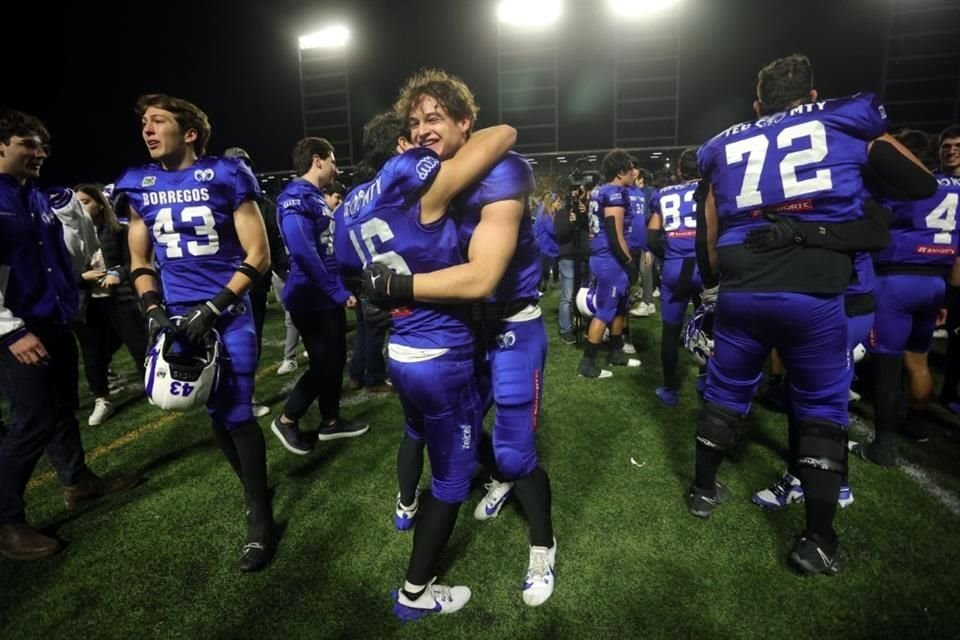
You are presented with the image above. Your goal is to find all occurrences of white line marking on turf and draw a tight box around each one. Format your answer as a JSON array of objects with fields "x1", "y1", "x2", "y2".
[{"x1": 849, "y1": 414, "x2": 960, "y2": 517}]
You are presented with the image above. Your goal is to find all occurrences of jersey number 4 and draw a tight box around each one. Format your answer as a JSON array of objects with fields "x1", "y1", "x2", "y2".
[
  {"x1": 725, "y1": 120, "x2": 833, "y2": 208},
  {"x1": 154, "y1": 206, "x2": 220, "y2": 258},
  {"x1": 925, "y1": 192, "x2": 959, "y2": 245}
]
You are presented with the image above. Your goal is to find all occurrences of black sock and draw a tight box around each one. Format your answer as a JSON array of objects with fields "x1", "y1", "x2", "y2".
[
  {"x1": 786, "y1": 412, "x2": 801, "y2": 478},
  {"x1": 512, "y1": 466, "x2": 554, "y2": 547},
  {"x1": 769, "y1": 374, "x2": 784, "y2": 387},
  {"x1": 609, "y1": 334, "x2": 624, "y2": 351},
  {"x1": 694, "y1": 444, "x2": 724, "y2": 492},
  {"x1": 397, "y1": 434, "x2": 425, "y2": 506},
  {"x1": 230, "y1": 422, "x2": 272, "y2": 523},
  {"x1": 584, "y1": 341, "x2": 600, "y2": 362},
  {"x1": 478, "y1": 429, "x2": 505, "y2": 483},
  {"x1": 405, "y1": 496, "x2": 461, "y2": 587},
  {"x1": 872, "y1": 354, "x2": 903, "y2": 449},
  {"x1": 799, "y1": 467, "x2": 841, "y2": 550},
  {"x1": 211, "y1": 422, "x2": 243, "y2": 480},
  {"x1": 661, "y1": 322, "x2": 682, "y2": 389}
]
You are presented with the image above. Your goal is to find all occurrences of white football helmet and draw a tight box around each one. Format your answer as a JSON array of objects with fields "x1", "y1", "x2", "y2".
[
  {"x1": 144, "y1": 326, "x2": 221, "y2": 411},
  {"x1": 576, "y1": 286, "x2": 598, "y2": 318}
]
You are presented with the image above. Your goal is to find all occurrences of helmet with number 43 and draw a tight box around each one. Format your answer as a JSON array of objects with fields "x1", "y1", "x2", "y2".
[{"x1": 144, "y1": 324, "x2": 221, "y2": 411}]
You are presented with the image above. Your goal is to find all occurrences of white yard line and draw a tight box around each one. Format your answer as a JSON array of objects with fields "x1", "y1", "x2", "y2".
[{"x1": 849, "y1": 414, "x2": 960, "y2": 517}]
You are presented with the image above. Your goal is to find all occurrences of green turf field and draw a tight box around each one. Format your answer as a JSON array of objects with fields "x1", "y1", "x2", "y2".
[{"x1": 2, "y1": 289, "x2": 959, "y2": 640}]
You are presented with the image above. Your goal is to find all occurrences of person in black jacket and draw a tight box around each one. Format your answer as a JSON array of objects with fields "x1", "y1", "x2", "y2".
[
  {"x1": 554, "y1": 180, "x2": 592, "y2": 344},
  {"x1": 74, "y1": 185, "x2": 147, "y2": 426}
]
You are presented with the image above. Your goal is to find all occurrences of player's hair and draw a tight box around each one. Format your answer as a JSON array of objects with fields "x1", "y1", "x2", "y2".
[
  {"x1": 355, "y1": 111, "x2": 409, "y2": 180},
  {"x1": 292, "y1": 137, "x2": 335, "y2": 176},
  {"x1": 602, "y1": 149, "x2": 635, "y2": 182},
  {"x1": 394, "y1": 68, "x2": 479, "y2": 127},
  {"x1": 0, "y1": 109, "x2": 50, "y2": 145},
  {"x1": 75, "y1": 184, "x2": 121, "y2": 233},
  {"x1": 756, "y1": 54, "x2": 814, "y2": 114},
  {"x1": 938, "y1": 124, "x2": 960, "y2": 148},
  {"x1": 136, "y1": 94, "x2": 212, "y2": 156},
  {"x1": 325, "y1": 181, "x2": 346, "y2": 198},
  {"x1": 895, "y1": 129, "x2": 933, "y2": 166},
  {"x1": 637, "y1": 167, "x2": 653, "y2": 185},
  {"x1": 678, "y1": 148, "x2": 700, "y2": 180}
]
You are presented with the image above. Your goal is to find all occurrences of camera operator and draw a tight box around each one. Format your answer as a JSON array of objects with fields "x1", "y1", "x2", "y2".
[{"x1": 554, "y1": 175, "x2": 594, "y2": 343}]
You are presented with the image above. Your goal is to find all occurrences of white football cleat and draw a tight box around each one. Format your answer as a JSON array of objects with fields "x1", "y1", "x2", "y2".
[
  {"x1": 473, "y1": 478, "x2": 514, "y2": 520},
  {"x1": 622, "y1": 343, "x2": 637, "y2": 355},
  {"x1": 522, "y1": 538, "x2": 557, "y2": 607},
  {"x1": 88, "y1": 398, "x2": 114, "y2": 426},
  {"x1": 393, "y1": 578, "x2": 471, "y2": 621},
  {"x1": 276, "y1": 359, "x2": 298, "y2": 375}
]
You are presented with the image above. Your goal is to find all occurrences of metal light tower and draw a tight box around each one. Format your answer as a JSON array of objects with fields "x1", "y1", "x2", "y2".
[{"x1": 298, "y1": 25, "x2": 355, "y2": 165}]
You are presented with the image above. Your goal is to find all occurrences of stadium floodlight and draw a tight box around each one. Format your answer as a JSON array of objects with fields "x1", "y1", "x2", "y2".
[
  {"x1": 608, "y1": 0, "x2": 679, "y2": 17},
  {"x1": 497, "y1": 0, "x2": 562, "y2": 28},
  {"x1": 299, "y1": 25, "x2": 350, "y2": 50}
]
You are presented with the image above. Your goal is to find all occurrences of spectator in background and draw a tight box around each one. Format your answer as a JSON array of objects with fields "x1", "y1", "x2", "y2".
[
  {"x1": 535, "y1": 193, "x2": 561, "y2": 293},
  {"x1": 555, "y1": 183, "x2": 590, "y2": 344},
  {"x1": 73, "y1": 185, "x2": 147, "y2": 426}
]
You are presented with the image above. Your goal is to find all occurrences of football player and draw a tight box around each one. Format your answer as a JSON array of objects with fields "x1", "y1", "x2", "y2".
[
  {"x1": 857, "y1": 127, "x2": 960, "y2": 464},
  {"x1": 692, "y1": 54, "x2": 935, "y2": 575},
  {"x1": 578, "y1": 149, "x2": 642, "y2": 378},
  {"x1": 938, "y1": 126, "x2": 960, "y2": 410},
  {"x1": 118, "y1": 94, "x2": 274, "y2": 572},
  {"x1": 364, "y1": 68, "x2": 557, "y2": 607},
  {"x1": 646, "y1": 148, "x2": 704, "y2": 405},
  {"x1": 336, "y1": 110, "x2": 515, "y2": 619}
]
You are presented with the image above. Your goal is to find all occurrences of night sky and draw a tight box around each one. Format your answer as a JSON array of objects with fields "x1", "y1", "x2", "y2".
[{"x1": 6, "y1": 0, "x2": 892, "y2": 187}]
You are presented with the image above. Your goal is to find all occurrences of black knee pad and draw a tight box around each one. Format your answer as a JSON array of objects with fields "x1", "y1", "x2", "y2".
[
  {"x1": 796, "y1": 420, "x2": 847, "y2": 475},
  {"x1": 696, "y1": 402, "x2": 742, "y2": 452}
]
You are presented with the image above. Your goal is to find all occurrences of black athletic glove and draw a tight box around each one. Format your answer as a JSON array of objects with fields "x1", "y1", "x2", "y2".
[
  {"x1": 625, "y1": 261, "x2": 639, "y2": 287},
  {"x1": 361, "y1": 263, "x2": 414, "y2": 307},
  {"x1": 145, "y1": 306, "x2": 176, "y2": 343},
  {"x1": 743, "y1": 213, "x2": 806, "y2": 253},
  {"x1": 180, "y1": 288, "x2": 238, "y2": 344}
]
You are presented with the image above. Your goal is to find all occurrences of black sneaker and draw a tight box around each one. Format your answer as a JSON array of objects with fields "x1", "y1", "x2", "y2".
[
  {"x1": 317, "y1": 418, "x2": 370, "y2": 441},
  {"x1": 851, "y1": 441, "x2": 896, "y2": 468},
  {"x1": 238, "y1": 513, "x2": 275, "y2": 573},
  {"x1": 559, "y1": 332, "x2": 576, "y2": 345},
  {"x1": 687, "y1": 481, "x2": 730, "y2": 518},
  {"x1": 607, "y1": 349, "x2": 640, "y2": 367},
  {"x1": 789, "y1": 534, "x2": 846, "y2": 576},
  {"x1": 270, "y1": 418, "x2": 314, "y2": 455},
  {"x1": 898, "y1": 417, "x2": 930, "y2": 442},
  {"x1": 577, "y1": 358, "x2": 612, "y2": 379}
]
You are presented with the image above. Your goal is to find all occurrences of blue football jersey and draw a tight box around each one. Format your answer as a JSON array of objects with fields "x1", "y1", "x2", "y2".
[
  {"x1": 335, "y1": 148, "x2": 475, "y2": 349},
  {"x1": 453, "y1": 152, "x2": 539, "y2": 303},
  {"x1": 873, "y1": 173, "x2": 960, "y2": 268},
  {"x1": 588, "y1": 183, "x2": 629, "y2": 258},
  {"x1": 651, "y1": 180, "x2": 700, "y2": 261},
  {"x1": 114, "y1": 156, "x2": 261, "y2": 304},
  {"x1": 698, "y1": 93, "x2": 887, "y2": 247},
  {"x1": 847, "y1": 251, "x2": 875, "y2": 297},
  {"x1": 625, "y1": 185, "x2": 647, "y2": 252}
]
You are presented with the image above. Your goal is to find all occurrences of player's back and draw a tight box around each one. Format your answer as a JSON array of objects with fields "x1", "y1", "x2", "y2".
[
  {"x1": 651, "y1": 180, "x2": 699, "y2": 260},
  {"x1": 697, "y1": 93, "x2": 888, "y2": 294},
  {"x1": 588, "y1": 183, "x2": 628, "y2": 259},
  {"x1": 625, "y1": 185, "x2": 647, "y2": 251},
  {"x1": 454, "y1": 152, "x2": 539, "y2": 304},
  {"x1": 337, "y1": 148, "x2": 471, "y2": 349},
  {"x1": 699, "y1": 93, "x2": 887, "y2": 247},
  {"x1": 114, "y1": 156, "x2": 257, "y2": 304},
  {"x1": 873, "y1": 173, "x2": 960, "y2": 271}
]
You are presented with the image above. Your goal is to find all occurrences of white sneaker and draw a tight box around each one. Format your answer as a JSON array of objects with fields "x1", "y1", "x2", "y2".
[
  {"x1": 652, "y1": 288, "x2": 660, "y2": 298},
  {"x1": 629, "y1": 302, "x2": 655, "y2": 317},
  {"x1": 622, "y1": 343, "x2": 637, "y2": 355},
  {"x1": 277, "y1": 359, "x2": 298, "y2": 375},
  {"x1": 644, "y1": 302, "x2": 657, "y2": 314},
  {"x1": 933, "y1": 328, "x2": 949, "y2": 339},
  {"x1": 848, "y1": 388, "x2": 861, "y2": 403},
  {"x1": 88, "y1": 398, "x2": 114, "y2": 426},
  {"x1": 393, "y1": 577, "x2": 471, "y2": 620},
  {"x1": 522, "y1": 538, "x2": 557, "y2": 607},
  {"x1": 473, "y1": 478, "x2": 514, "y2": 520},
  {"x1": 252, "y1": 403, "x2": 270, "y2": 418}
]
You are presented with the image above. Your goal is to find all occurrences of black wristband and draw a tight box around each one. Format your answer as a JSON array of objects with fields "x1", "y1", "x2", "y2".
[
  {"x1": 210, "y1": 287, "x2": 239, "y2": 314},
  {"x1": 389, "y1": 274, "x2": 415, "y2": 302},
  {"x1": 945, "y1": 285, "x2": 960, "y2": 310},
  {"x1": 238, "y1": 262, "x2": 261, "y2": 282},
  {"x1": 131, "y1": 267, "x2": 159, "y2": 285},
  {"x1": 141, "y1": 290, "x2": 164, "y2": 311}
]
